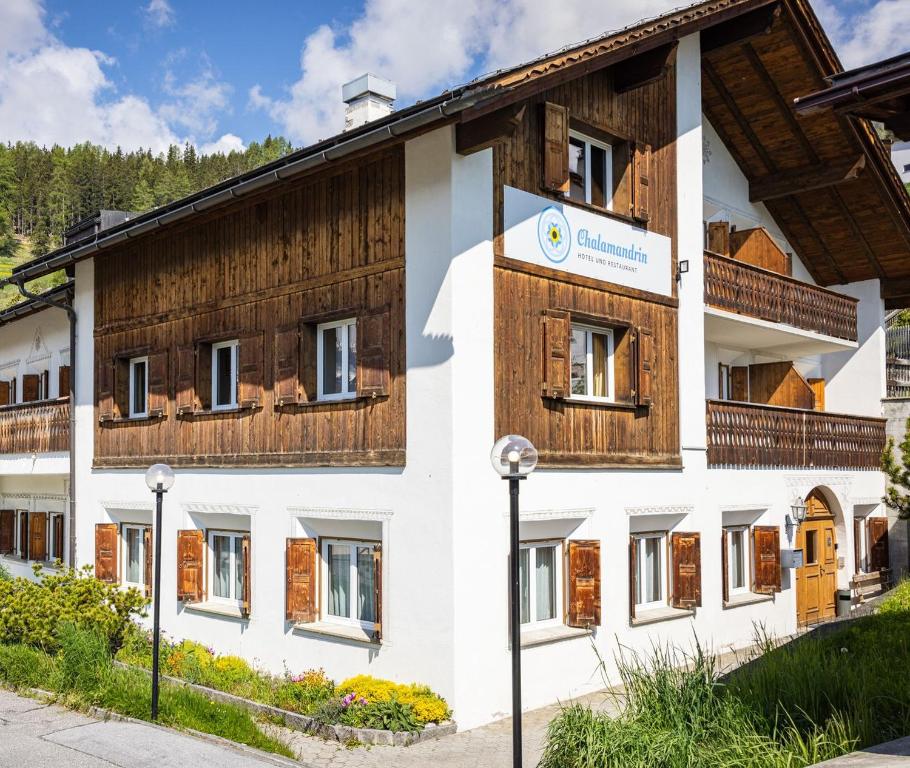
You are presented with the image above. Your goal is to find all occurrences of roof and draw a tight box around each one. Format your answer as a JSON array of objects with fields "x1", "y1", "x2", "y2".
[{"x1": 0, "y1": 281, "x2": 73, "y2": 327}]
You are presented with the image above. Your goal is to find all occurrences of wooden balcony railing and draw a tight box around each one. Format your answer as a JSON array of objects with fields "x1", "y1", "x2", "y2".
[
  {"x1": 704, "y1": 251, "x2": 858, "y2": 342},
  {"x1": 706, "y1": 400, "x2": 885, "y2": 470},
  {"x1": 0, "y1": 399, "x2": 70, "y2": 455}
]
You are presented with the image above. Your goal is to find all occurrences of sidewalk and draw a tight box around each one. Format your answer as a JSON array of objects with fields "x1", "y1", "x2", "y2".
[{"x1": 814, "y1": 737, "x2": 910, "y2": 766}]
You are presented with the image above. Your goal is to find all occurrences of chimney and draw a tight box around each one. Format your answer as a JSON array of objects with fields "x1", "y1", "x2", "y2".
[{"x1": 342, "y1": 74, "x2": 396, "y2": 131}]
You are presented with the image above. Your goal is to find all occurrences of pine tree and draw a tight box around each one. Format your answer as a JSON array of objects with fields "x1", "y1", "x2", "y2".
[{"x1": 882, "y1": 419, "x2": 910, "y2": 520}]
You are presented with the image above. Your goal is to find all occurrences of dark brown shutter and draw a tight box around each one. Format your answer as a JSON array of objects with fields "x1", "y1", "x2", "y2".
[
  {"x1": 671, "y1": 532, "x2": 701, "y2": 609},
  {"x1": 144, "y1": 526, "x2": 153, "y2": 598},
  {"x1": 731, "y1": 366, "x2": 748, "y2": 402},
  {"x1": 629, "y1": 535, "x2": 637, "y2": 621},
  {"x1": 113, "y1": 358, "x2": 130, "y2": 418},
  {"x1": 177, "y1": 529, "x2": 205, "y2": 602},
  {"x1": 147, "y1": 351, "x2": 169, "y2": 417},
  {"x1": 357, "y1": 309, "x2": 391, "y2": 399},
  {"x1": 0, "y1": 510, "x2": 14, "y2": 555},
  {"x1": 752, "y1": 526, "x2": 781, "y2": 594},
  {"x1": 721, "y1": 529, "x2": 729, "y2": 604},
  {"x1": 58, "y1": 365, "x2": 71, "y2": 400},
  {"x1": 239, "y1": 334, "x2": 264, "y2": 409},
  {"x1": 632, "y1": 142, "x2": 651, "y2": 223},
  {"x1": 29, "y1": 512, "x2": 47, "y2": 562},
  {"x1": 196, "y1": 342, "x2": 213, "y2": 411},
  {"x1": 541, "y1": 309, "x2": 570, "y2": 398},
  {"x1": 19, "y1": 513, "x2": 28, "y2": 559},
  {"x1": 175, "y1": 345, "x2": 196, "y2": 415},
  {"x1": 867, "y1": 517, "x2": 890, "y2": 572},
  {"x1": 52, "y1": 514, "x2": 64, "y2": 561},
  {"x1": 22, "y1": 373, "x2": 39, "y2": 403},
  {"x1": 275, "y1": 325, "x2": 300, "y2": 406},
  {"x1": 0, "y1": 381, "x2": 9, "y2": 406},
  {"x1": 98, "y1": 358, "x2": 115, "y2": 422},
  {"x1": 285, "y1": 538, "x2": 317, "y2": 622},
  {"x1": 635, "y1": 327, "x2": 654, "y2": 406},
  {"x1": 567, "y1": 540, "x2": 601, "y2": 628},
  {"x1": 299, "y1": 323, "x2": 318, "y2": 402},
  {"x1": 541, "y1": 102, "x2": 569, "y2": 193},
  {"x1": 372, "y1": 543, "x2": 383, "y2": 642},
  {"x1": 241, "y1": 534, "x2": 252, "y2": 617},
  {"x1": 95, "y1": 523, "x2": 119, "y2": 583},
  {"x1": 853, "y1": 518, "x2": 862, "y2": 574},
  {"x1": 41, "y1": 370, "x2": 49, "y2": 400}
]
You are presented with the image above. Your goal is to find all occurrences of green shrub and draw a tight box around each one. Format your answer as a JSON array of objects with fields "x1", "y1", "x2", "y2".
[
  {"x1": 0, "y1": 562, "x2": 10, "y2": 581},
  {"x1": 338, "y1": 674, "x2": 451, "y2": 724},
  {"x1": 879, "y1": 578, "x2": 910, "y2": 615},
  {"x1": 340, "y1": 697, "x2": 421, "y2": 732},
  {"x1": 53, "y1": 623, "x2": 111, "y2": 695}
]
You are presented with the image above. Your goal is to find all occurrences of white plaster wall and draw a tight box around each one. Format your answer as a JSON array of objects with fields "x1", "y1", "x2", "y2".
[{"x1": 0, "y1": 303, "x2": 71, "y2": 403}]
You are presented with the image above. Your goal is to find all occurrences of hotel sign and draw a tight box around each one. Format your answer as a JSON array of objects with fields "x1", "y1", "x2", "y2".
[{"x1": 503, "y1": 186, "x2": 672, "y2": 297}]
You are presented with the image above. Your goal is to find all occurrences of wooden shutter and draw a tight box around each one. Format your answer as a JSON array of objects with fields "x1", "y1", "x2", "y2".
[
  {"x1": 176, "y1": 529, "x2": 205, "y2": 602},
  {"x1": 53, "y1": 514, "x2": 64, "y2": 561},
  {"x1": 808, "y1": 378, "x2": 825, "y2": 411},
  {"x1": 239, "y1": 334, "x2": 264, "y2": 409},
  {"x1": 867, "y1": 517, "x2": 890, "y2": 572},
  {"x1": 241, "y1": 534, "x2": 252, "y2": 617},
  {"x1": 275, "y1": 325, "x2": 300, "y2": 406},
  {"x1": 671, "y1": 532, "x2": 701, "y2": 609},
  {"x1": 299, "y1": 323, "x2": 319, "y2": 402},
  {"x1": 94, "y1": 523, "x2": 119, "y2": 583},
  {"x1": 752, "y1": 526, "x2": 781, "y2": 594},
  {"x1": 629, "y1": 535, "x2": 637, "y2": 621},
  {"x1": 372, "y1": 543, "x2": 383, "y2": 642},
  {"x1": 0, "y1": 510, "x2": 14, "y2": 555},
  {"x1": 143, "y1": 526, "x2": 153, "y2": 598},
  {"x1": 541, "y1": 309, "x2": 570, "y2": 398},
  {"x1": 567, "y1": 540, "x2": 601, "y2": 628},
  {"x1": 22, "y1": 373, "x2": 39, "y2": 403},
  {"x1": 632, "y1": 142, "x2": 652, "y2": 223},
  {"x1": 541, "y1": 102, "x2": 569, "y2": 193},
  {"x1": 635, "y1": 327, "x2": 654, "y2": 406},
  {"x1": 113, "y1": 357, "x2": 130, "y2": 418},
  {"x1": 731, "y1": 366, "x2": 748, "y2": 402},
  {"x1": 285, "y1": 538, "x2": 317, "y2": 622},
  {"x1": 175, "y1": 345, "x2": 196, "y2": 415},
  {"x1": 0, "y1": 381, "x2": 9, "y2": 406},
  {"x1": 58, "y1": 365, "x2": 71, "y2": 399},
  {"x1": 19, "y1": 513, "x2": 28, "y2": 559},
  {"x1": 196, "y1": 342, "x2": 213, "y2": 411},
  {"x1": 29, "y1": 512, "x2": 48, "y2": 562},
  {"x1": 853, "y1": 518, "x2": 863, "y2": 574},
  {"x1": 357, "y1": 309, "x2": 391, "y2": 399},
  {"x1": 41, "y1": 370, "x2": 49, "y2": 400},
  {"x1": 147, "y1": 350, "x2": 169, "y2": 417},
  {"x1": 707, "y1": 221, "x2": 730, "y2": 256},
  {"x1": 721, "y1": 529, "x2": 729, "y2": 604},
  {"x1": 97, "y1": 357, "x2": 115, "y2": 421}
]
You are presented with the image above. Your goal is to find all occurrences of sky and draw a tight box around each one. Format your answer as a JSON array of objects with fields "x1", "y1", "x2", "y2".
[{"x1": 0, "y1": 0, "x2": 908, "y2": 155}]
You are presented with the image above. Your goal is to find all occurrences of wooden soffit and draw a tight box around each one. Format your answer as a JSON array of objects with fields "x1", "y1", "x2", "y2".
[{"x1": 701, "y1": 0, "x2": 910, "y2": 286}]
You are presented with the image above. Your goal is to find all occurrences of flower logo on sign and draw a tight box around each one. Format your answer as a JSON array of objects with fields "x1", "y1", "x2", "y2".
[{"x1": 537, "y1": 206, "x2": 571, "y2": 264}]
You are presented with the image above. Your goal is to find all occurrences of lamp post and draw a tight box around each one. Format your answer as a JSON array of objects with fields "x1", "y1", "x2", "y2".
[
  {"x1": 144, "y1": 463, "x2": 175, "y2": 721},
  {"x1": 490, "y1": 435, "x2": 538, "y2": 768}
]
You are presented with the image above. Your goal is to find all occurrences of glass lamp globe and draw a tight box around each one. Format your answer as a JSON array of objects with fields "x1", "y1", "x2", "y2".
[
  {"x1": 490, "y1": 435, "x2": 538, "y2": 477},
  {"x1": 145, "y1": 463, "x2": 175, "y2": 492},
  {"x1": 790, "y1": 496, "x2": 808, "y2": 524}
]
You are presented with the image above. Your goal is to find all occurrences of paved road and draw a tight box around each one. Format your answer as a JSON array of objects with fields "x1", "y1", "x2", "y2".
[{"x1": 0, "y1": 688, "x2": 303, "y2": 768}]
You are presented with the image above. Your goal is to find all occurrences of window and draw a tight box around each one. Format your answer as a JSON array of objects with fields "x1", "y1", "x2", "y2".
[
  {"x1": 570, "y1": 324, "x2": 614, "y2": 401},
  {"x1": 129, "y1": 357, "x2": 148, "y2": 418},
  {"x1": 322, "y1": 539, "x2": 377, "y2": 630},
  {"x1": 567, "y1": 131, "x2": 613, "y2": 209},
  {"x1": 804, "y1": 529, "x2": 818, "y2": 565},
  {"x1": 212, "y1": 340, "x2": 239, "y2": 410},
  {"x1": 726, "y1": 526, "x2": 750, "y2": 597},
  {"x1": 49, "y1": 513, "x2": 64, "y2": 562},
  {"x1": 519, "y1": 541, "x2": 562, "y2": 629},
  {"x1": 317, "y1": 319, "x2": 357, "y2": 401},
  {"x1": 122, "y1": 524, "x2": 146, "y2": 589},
  {"x1": 718, "y1": 364, "x2": 731, "y2": 400},
  {"x1": 634, "y1": 533, "x2": 666, "y2": 611},
  {"x1": 208, "y1": 531, "x2": 245, "y2": 605}
]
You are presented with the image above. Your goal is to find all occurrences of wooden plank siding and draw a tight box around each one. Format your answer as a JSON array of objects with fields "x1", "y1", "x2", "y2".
[
  {"x1": 492, "y1": 64, "x2": 680, "y2": 467},
  {"x1": 93, "y1": 149, "x2": 406, "y2": 468}
]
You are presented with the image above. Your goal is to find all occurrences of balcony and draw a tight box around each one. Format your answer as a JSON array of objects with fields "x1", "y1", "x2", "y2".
[
  {"x1": 704, "y1": 251, "x2": 858, "y2": 355},
  {"x1": 706, "y1": 400, "x2": 885, "y2": 470},
  {"x1": 0, "y1": 399, "x2": 70, "y2": 455}
]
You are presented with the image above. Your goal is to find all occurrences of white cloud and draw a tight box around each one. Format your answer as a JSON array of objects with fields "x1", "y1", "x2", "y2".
[
  {"x1": 143, "y1": 0, "x2": 175, "y2": 29},
  {"x1": 200, "y1": 133, "x2": 246, "y2": 154},
  {"x1": 159, "y1": 58, "x2": 233, "y2": 138},
  {"x1": 816, "y1": 0, "x2": 910, "y2": 69}
]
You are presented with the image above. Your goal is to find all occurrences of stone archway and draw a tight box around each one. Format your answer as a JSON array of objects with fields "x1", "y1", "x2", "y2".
[{"x1": 795, "y1": 488, "x2": 839, "y2": 626}]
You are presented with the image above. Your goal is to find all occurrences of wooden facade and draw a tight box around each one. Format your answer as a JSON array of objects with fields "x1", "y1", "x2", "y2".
[
  {"x1": 0, "y1": 399, "x2": 69, "y2": 454},
  {"x1": 93, "y1": 150, "x2": 405, "y2": 468},
  {"x1": 491, "y1": 64, "x2": 680, "y2": 467}
]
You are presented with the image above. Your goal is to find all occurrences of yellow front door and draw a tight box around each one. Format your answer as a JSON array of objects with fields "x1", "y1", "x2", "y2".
[{"x1": 796, "y1": 491, "x2": 837, "y2": 626}]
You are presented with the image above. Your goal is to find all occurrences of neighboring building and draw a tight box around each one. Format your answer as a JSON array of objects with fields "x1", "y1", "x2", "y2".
[
  {"x1": 893, "y1": 143, "x2": 910, "y2": 185},
  {"x1": 2, "y1": 0, "x2": 906, "y2": 730}
]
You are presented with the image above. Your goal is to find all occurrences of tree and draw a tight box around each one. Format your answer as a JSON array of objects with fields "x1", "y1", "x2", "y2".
[{"x1": 882, "y1": 418, "x2": 910, "y2": 520}]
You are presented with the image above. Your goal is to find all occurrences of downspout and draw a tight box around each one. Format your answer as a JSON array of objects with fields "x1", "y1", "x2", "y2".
[{"x1": 14, "y1": 279, "x2": 77, "y2": 568}]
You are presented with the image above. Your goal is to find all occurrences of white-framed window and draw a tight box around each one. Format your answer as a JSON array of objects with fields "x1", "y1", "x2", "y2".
[
  {"x1": 316, "y1": 319, "x2": 357, "y2": 401},
  {"x1": 567, "y1": 131, "x2": 613, "y2": 210},
  {"x1": 212, "y1": 340, "x2": 239, "y2": 411},
  {"x1": 129, "y1": 356, "x2": 148, "y2": 418},
  {"x1": 519, "y1": 540, "x2": 562, "y2": 630},
  {"x1": 570, "y1": 324, "x2": 615, "y2": 402},
  {"x1": 321, "y1": 538, "x2": 377, "y2": 630},
  {"x1": 633, "y1": 533, "x2": 666, "y2": 611},
  {"x1": 49, "y1": 512, "x2": 64, "y2": 562},
  {"x1": 207, "y1": 530, "x2": 245, "y2": 606},
  {"x1": 725, "y1": 525, "x2": 750, "y2": 597},
  {"x1": 122, "y1": 524, "x2": 147, "y2": 590},
  {"x1": 718, "y1": 364, "x2": 731, "y2": 400}
]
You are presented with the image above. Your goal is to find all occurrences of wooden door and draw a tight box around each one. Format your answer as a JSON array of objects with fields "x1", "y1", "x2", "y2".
[{"x1": 796, "y1": 491, "x2": 837, "y2": 626}]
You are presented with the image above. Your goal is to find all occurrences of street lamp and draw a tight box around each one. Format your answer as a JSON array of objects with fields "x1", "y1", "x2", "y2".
[
  {"x1": 490, "y1": 435, "x2": 538, "y2": 768},
  {"x1": 144, "y1": 463, "x2": 175, "y2": 721},
  {"x1": 786, "y1": 495, "x2": 809, "y2": 542}
]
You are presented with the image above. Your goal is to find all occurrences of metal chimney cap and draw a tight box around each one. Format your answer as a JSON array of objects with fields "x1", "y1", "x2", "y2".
[{"x1": 342, "y1": 73, "x2": 396, "y2": 104}]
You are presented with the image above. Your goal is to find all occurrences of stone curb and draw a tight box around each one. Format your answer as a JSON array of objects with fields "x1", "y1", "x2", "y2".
[{"x1": 115, "y1": 661, "x2": 458, "y2": 746}]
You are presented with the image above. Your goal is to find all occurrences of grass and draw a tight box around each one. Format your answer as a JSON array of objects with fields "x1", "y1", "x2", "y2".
[
  {"x1": 0, "y1": 624, "x2": 293, "y2": 758},
  {"x1": 540, "y1": 581, "x2": 910, "y2": 768}
]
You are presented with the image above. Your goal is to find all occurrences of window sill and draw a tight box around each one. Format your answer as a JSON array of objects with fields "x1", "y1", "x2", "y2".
[
  {"x1": 292, "y1": 621, "x2": 380, "y2": 646},
  {"x1": 182, "y1": 601, "x2": 249, "y2": 621},
  {"x1": 520, "y1": 624, "x2": 590, "y2": 649},
  {"x1": 0, "y1": 554, "x2": 60, "y2": 569},
  {"x1": 176, "y1": 405, "x2": 261, "y2": 420},
  {"x1": 563, "y1": 396, "x2": 640, "y2": 411},
  {"x1": 723, "y1": 593, "x2": 774, "y2": 610},
  {"x1": 631, "y1": 606, "x2": 695, "y2": 627},
  {"x1": 100, "y1": 413, "x2": 167, "y2": 426},
  {"x1": 275, "y1": 394, "x2": 388, "y2": 411}
]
